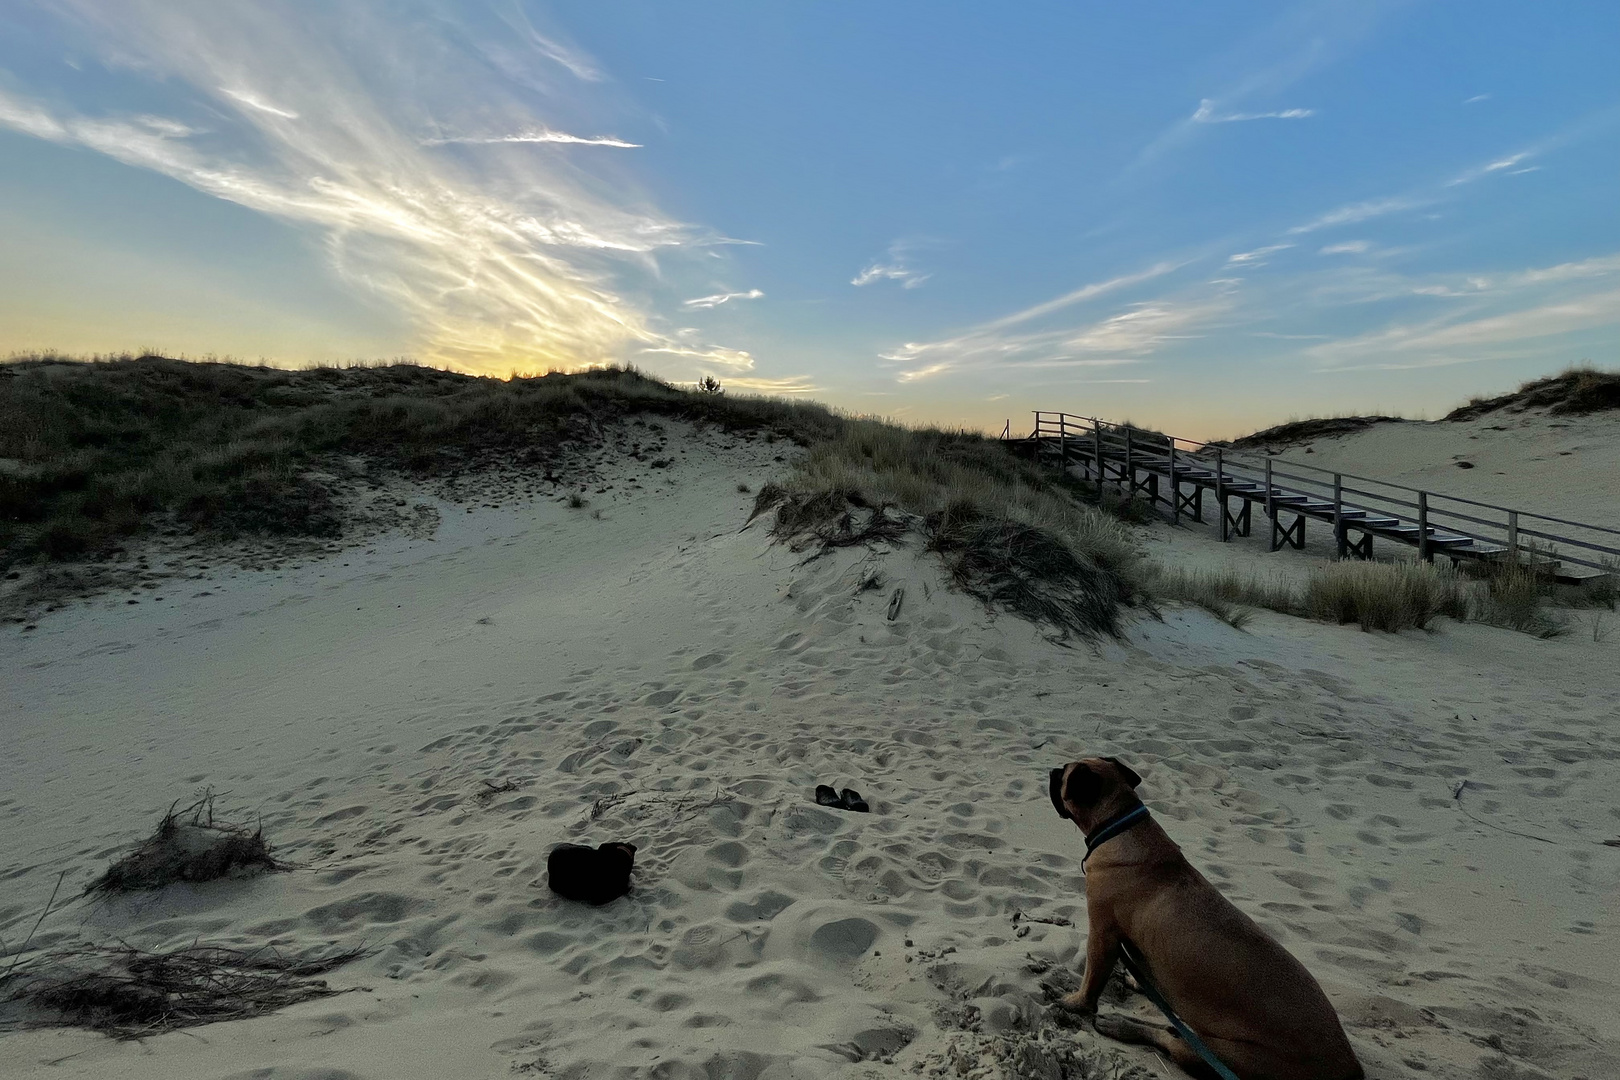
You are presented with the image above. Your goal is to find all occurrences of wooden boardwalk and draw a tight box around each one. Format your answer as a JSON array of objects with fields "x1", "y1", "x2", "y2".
[{"x1": 1010, "y1": 412, "x2": 1620, "y2": 581}]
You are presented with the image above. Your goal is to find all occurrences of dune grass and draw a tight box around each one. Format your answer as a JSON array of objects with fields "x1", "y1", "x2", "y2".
[
  {"x1": 1152, "y1": 559, "x2": 1471, "y2": 633},
  {"x1": 1446, "y1": 364, "x2": 1620, "y2": 420},
  {"x1": 755, "y1": 419, "x2": 1144, "y2": 639},
  {"x1": 1303, "y1": 560, "x2": 1470, "y2": 632},
  {"x1": 4, "y1": 354, "x2": 1144, "y2": 639},
  {"x1": 0, "y1": 354, "x2": 843, "y2": 569},
  {"x1": 1149, "y1": 554, "x2": 1614, "y2": 638}
]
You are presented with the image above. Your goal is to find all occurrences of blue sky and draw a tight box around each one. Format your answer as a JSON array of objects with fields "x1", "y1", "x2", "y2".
[{"x1": 1, "y1": 1, "x2": 1616, "y2": 437}]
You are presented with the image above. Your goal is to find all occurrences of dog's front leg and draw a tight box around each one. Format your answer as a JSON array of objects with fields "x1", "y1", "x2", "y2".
[{"x1": 1060, "y1": 920, "x2": 1121, "y2": 1014}]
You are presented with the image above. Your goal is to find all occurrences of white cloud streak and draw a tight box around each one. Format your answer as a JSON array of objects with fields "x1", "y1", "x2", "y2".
[
  {"x1": 423, "y1": 129, "x2": 640, "y2": 148},
  {"x1": 852, "y1": 262, "x2": 929, "y2": 289},
  {"x1": 1192, "y1": 99, "x2": 1314, "y2": 123},
  {"x1": 1227, "y1": 243, "x2": 1293, "y2": 265},
  {"x1": 682, "y1": 289, "x2": 764, "y2": 309},
  {"x1": 221, "y1": 87, "x2": 300, "y2": 119},
  {"x1": 879, "y1": 262, "x2": 1220, "y2": 383},
  {"x1": 1287, "y1": 196, "x2": 1423, "y2": 234},
  {"x1": 1306, "y1": 255, "x2": 1620, "y2": 368},
  {"x1": 0, "y1": 1, "x2": 751, "y2": 383}
]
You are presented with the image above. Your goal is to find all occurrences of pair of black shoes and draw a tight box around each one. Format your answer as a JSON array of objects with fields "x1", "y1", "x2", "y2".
[
  {"x1": 548, "y1": 841, "x2": 636, "y2": 905},
  {"x1": 815, "y1": 785, "x2": 870, "y2": 813}
]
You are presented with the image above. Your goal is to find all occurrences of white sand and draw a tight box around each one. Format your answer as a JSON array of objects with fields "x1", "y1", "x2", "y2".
[
  {"x1": 3, "y1": 418, "x2": 1618, "y2": 1080},
  {"x1": 1241, "y1": 410, "x2": 1620, "y2": 530}
]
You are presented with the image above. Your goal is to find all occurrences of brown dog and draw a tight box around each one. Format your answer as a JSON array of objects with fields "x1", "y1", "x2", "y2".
[{"x1": 1049, "y1": 758, "x2": 1363, "y2": 1080}]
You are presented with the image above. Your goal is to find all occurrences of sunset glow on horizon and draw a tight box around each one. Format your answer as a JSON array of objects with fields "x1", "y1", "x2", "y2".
[{"x1": 2, "y1": 2, "x2": 1617, "y2": 439}]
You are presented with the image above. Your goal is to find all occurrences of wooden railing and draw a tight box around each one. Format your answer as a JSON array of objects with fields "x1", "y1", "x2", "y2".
[{"x1": 1020, "y1": 411, "x2": 1620, "y2": 574}]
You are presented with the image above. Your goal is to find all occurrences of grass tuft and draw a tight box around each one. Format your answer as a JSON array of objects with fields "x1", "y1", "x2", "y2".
[
  {"x1": 88, "y1": 792, "x2": 284, "y2": 894},
  {"x1": 1302, "y1": 560, "x2": 1469, "y2": 632},
  {"x1": 1152, "y1": 560, "x2": 1470, "y2": 634},
  {"x1": 757, "y1": 422, "x2": 1143, "y2": 640},
  {"x1": 1468, "y1": 561, "x2": 1571, "y2": 638}
]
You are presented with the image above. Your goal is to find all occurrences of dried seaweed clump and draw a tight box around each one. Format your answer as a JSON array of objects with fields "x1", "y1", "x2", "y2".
[
  {"x1": 88, "y1": 794, "x2": 285, "y2": 893},
  {"x1": 752, "y1": 484, "x2": 910, "y2": 556},
  {"x1": 926, "y1": 500, "x2": 1128, "y2": 641},
  {"x1": 6, "y1": 943, "x2": 365, "y2": 1038}
]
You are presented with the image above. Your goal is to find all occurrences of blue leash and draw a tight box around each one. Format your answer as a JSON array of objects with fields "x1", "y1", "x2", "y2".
[
  {"x1": 1115, "y1": 942, "x2": 1242, "y2": 1080},
  {"x1": 1080, "y1": 805, "x2": 1242, "y2": 1080}
]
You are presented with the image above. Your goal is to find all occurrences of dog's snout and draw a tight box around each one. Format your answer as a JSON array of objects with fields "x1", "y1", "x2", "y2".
[{"x1": 1048, "y1": 767, "x2": 1072, "y2": 820}]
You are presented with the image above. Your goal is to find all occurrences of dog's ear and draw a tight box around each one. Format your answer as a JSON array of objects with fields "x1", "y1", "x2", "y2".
[
  {"x1": 1063, "y1": 763, "x2": 1103, "y2": 808},
  {"x1": 1103, "y1": 756, "x2": 1142, "y2": 788},
  {"x1": 1048, "y1": 768, "x2": 1071, "y2": 820}
]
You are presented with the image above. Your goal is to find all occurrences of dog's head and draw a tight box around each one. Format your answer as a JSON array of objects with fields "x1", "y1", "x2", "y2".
[{"x1": 1048, "y1": 757, "x2": 1142, "y2": 827}]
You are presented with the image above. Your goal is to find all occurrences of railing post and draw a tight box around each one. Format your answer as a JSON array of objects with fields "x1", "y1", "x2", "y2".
[
  {"x1": 1418, "y1": 491, "x2": 1431, "y2": 562},
  {"x1": 1333, "y1": 473, "x2": 1345, "y2": 558},
  {"x1": 1168, "y1": 440, "x2": 1179, "y2": 525},
  {"x1": 1508, "y1": 510, "x2": 1519, "y2": 562},
  {"x1": 1124, "y1": 426, "x2": 1134, "y2": 498},
  {"x1": 1264, "y1": 457, "x2": 1277, "y2": 551},
  {"x1": 1094, "y1": 419, "x2": 1104, "y2": 488},
  {"x1": 1059, "y1": 414, "x2": 1068, "y2": 476},
  {"x1": 1215, "y1": 448, "x2": 1227, "y2": 542}
]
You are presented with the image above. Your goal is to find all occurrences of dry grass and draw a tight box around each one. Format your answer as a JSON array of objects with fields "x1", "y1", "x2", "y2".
[
  {"x1": 1303, "y1": 560, "x2": 1469, "y2": 632},
  {"x1": 88, "y1": 793, "x2": 285, "y2": 894},
  {"x1": 1446, "y1": 365, "x2": 1620, "y2": 420},
  {"x1": 754, "y1": 421, "x2": 1144, "y2": 640},
  {"x1": 1152, "y1": 560, "x2": 1469, "y2": 633},
  {"x1": 1467, "y1": 560, "x2": 1572, "y2": 638},
  {"x1": 1146, "y1": 565, "x2": 1295, "y2": 630},
  {"x1": 3, "y1": 943, "x2": 365, "y2": 1039}
]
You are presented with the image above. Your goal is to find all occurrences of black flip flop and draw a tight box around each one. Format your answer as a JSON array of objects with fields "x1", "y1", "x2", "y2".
[
  {"x1": 814, "y1": 784, "x2": 842, "y2": 807},
  {"x1": 839, "y1": 788, "x2": 870, "y2": 813}
]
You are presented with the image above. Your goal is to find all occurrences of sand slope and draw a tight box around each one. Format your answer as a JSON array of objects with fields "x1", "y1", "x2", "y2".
[
  {"x1": 1235, "y1": 410, "x2": 1620, "y2": 531},
  {"x1": 3, "y1": 421, "x2": 1618, "y2": 1079}
]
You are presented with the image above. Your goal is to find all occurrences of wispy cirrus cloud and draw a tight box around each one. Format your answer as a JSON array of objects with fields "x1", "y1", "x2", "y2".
[
  {"x1": 220, "y1": 87, "x2": 299, "y2": 119},
  {"x1": 1226, "y1": 243, "x2": 1293, "y2": 265},
  {"x1": 423, "y1": 129, "x2": 640, "y2": 148},
  {"x1": 852, "y1": 239, "x2": 935, "y2": 289},
  {"x1": 683, "y1": 289, "x2": 764, "y2": 309},
  {"x1": 880, "y1": 261, "x2": 1217, "y2": 383},
  {"x1": 1306, "y1": 254, "x2": 1620, "y2": 369},
  {"x1": 1192, "y1": 99, "x2": 1314, "y2": 123},
  {"x1": 1446, "y1": 150, "x2": 1533, "y2": 186},
  {"x1": 0, "y1": 0, "x2": 756, "y2": 384},
  {"x1": 1287, "y1": 195, "x2": 1424, "y2": 234},
  {"x1": 1319, "y1": 240, "x2": 1371, "y2": 254}
]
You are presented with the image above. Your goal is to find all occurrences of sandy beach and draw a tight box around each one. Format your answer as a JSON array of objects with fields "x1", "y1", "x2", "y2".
[{"x1": 3, "y1": 412, "x2": 1617, "y2": 1080}]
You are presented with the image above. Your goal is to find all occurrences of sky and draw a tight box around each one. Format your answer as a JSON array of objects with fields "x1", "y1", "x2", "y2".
[{"x1": 1, "y1": 1, "x2": 1617, "y2": 438}]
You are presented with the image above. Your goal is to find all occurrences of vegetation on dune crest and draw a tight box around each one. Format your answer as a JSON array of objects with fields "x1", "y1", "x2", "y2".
[
  {"x1": 1446, "y1": 364, "x2": 1620, "y2": 420},
  {"x1": 754, "y1": 420, "x2": 1144, "y2": 640},
  {"x1": 2, "y1": 354, "x2": 1141, "y2": 640},
  {"x1": 0, "y1": 355, "x2": 840, "y2": 568}
]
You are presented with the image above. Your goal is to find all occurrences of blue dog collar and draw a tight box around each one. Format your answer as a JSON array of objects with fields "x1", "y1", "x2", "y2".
[{"x1": 1082, "y1": 804, "x2": 1151, "y2": 868}]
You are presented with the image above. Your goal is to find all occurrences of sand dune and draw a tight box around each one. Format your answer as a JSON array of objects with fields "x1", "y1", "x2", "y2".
[
  {"x1": 1232, "y1": 409, "x2": 1620, "y2": 531},
  {"x1": 3, "y1": 419, "x2": 1618, "y2": 1079}
]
